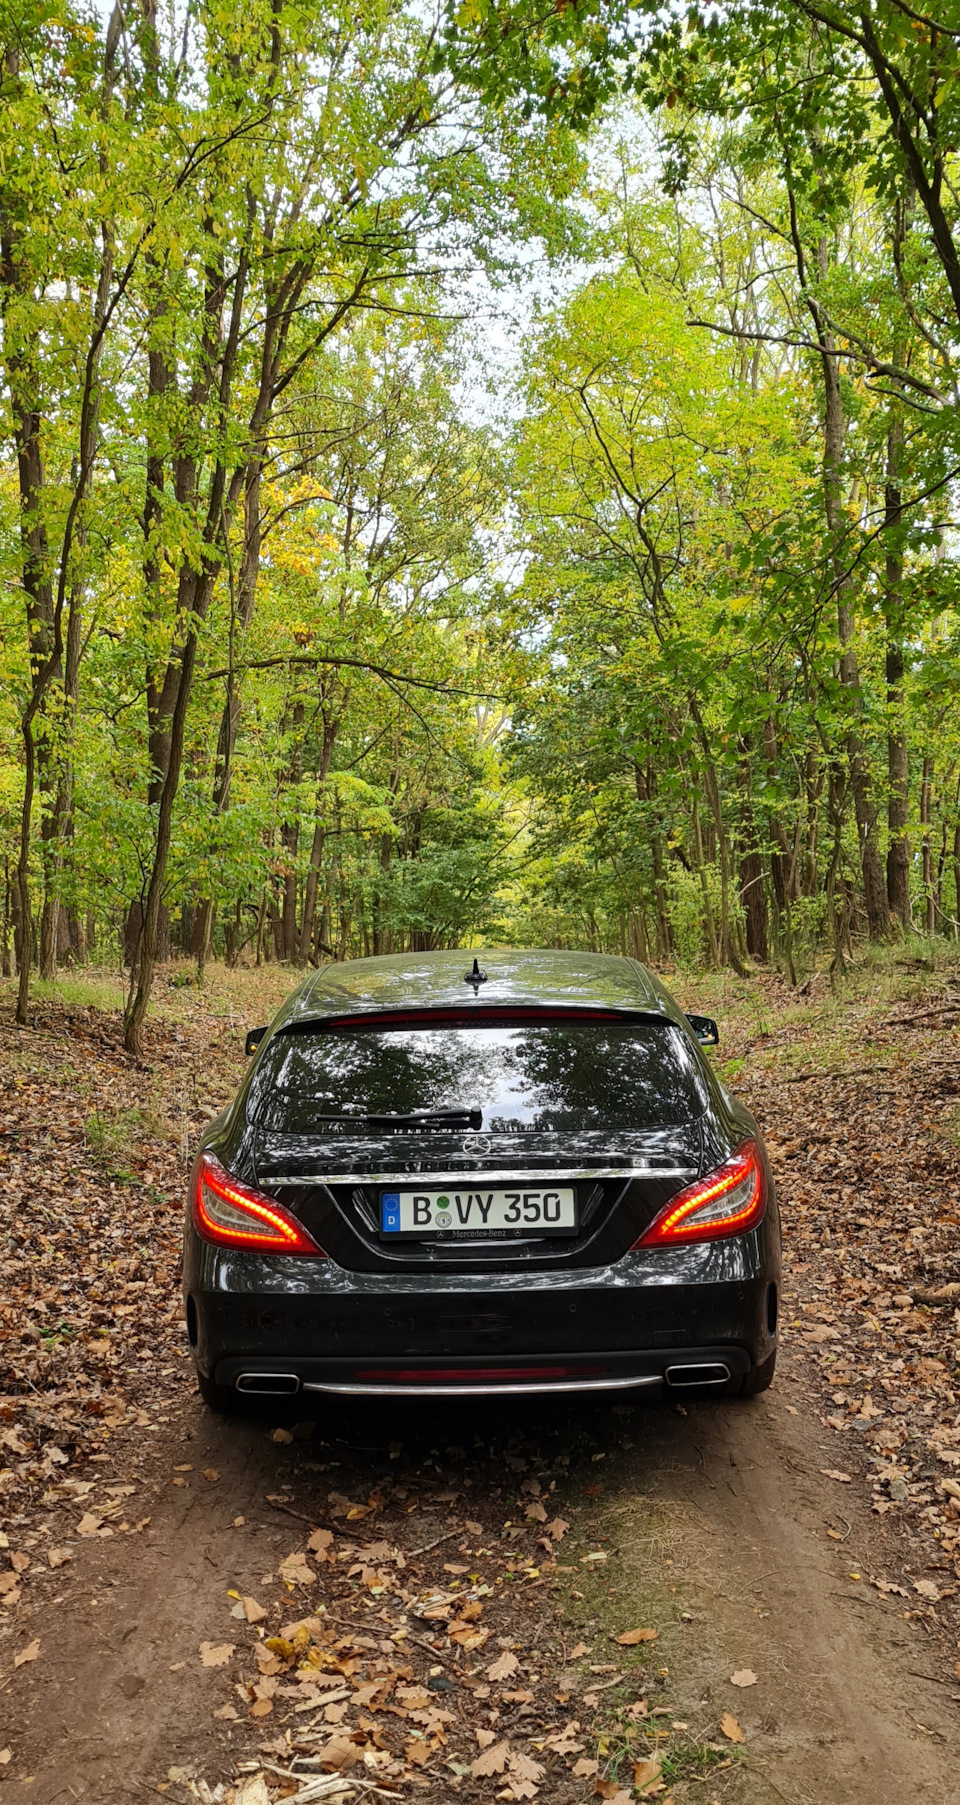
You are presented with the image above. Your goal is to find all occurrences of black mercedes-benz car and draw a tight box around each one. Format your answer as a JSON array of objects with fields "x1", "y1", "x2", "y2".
[{"x1": 183, "y1": 949, "x2": 780, "y2": 1408}]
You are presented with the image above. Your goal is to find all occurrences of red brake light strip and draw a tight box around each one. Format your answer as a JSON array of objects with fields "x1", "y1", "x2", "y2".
[
  {"x1": 194, "y1": 1154, "x2": 323, "y2": 1255},
  {"x1": 635, "y1": 1141, "x2": 765, "y2": 1248}
]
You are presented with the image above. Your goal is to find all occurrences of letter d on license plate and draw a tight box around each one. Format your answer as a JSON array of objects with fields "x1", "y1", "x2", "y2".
[{"x1": 379, "y1": 1185, "x2": 577, "y2": 1238}]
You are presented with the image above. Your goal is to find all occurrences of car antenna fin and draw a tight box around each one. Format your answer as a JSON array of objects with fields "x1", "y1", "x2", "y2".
[{"x1": 464, "y1": 956, "x2": 488, "y2": 993}]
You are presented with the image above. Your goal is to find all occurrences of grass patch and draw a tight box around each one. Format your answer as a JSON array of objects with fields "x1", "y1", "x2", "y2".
[
  {"x1": 85, "y1": 1101, "x2": 175, "y2": 1176},
  {"x1": 31, "y1": 972, "x2": 127, "y2": 1012}
]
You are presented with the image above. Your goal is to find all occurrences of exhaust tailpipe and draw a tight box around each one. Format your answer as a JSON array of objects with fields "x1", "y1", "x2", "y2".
[
  {"x1": 664, "y1": 1362, "x2": 730, "y2": 1389},
  {"x1": 235, "y1": 1372, "x2": 301, "y2": 1396}
]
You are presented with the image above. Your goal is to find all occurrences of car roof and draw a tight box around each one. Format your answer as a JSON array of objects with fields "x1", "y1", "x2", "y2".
[{"x1": 275, "y1": 948, "x2": 668, "y2": 1028}]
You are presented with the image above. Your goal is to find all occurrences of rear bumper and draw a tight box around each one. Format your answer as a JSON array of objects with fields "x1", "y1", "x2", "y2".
[
  {"x1": 214, "y1": 1345, "x2": 748, "y2": 1397},
  {"x1": 185, "y1": 1228, "x2": 779, "y2": 1397}
]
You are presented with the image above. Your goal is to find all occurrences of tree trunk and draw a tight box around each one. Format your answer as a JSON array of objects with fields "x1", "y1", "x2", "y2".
[
  {"x1": 921, "y1": 756, "x2": 935, "y2": 934},
  {"x1": 822, "y1": 348, "x2": 888, "y2": 940},
  {"x1": 788, "y1": 208, "x2": 888, "y2": 940},
  {"x1": 634, "y1": 762, "x2": 671, "y2": 959},
  {"x1": 124, "y1": 596, "x2": 206, "y2": 1052},
  {"x1": 689, "y1": 785, "x2": 720, "y2": 968},
  {"x1": 885, "y1": 412, "x2": 911, "y2": 932},
  {"x1": 737, "y1": 741, "x2": 768, "y2": 961},
  {"x1": 297, "y1": 714, "x2": 339, "y2": 965},
  {"x1": 953, "y1": 817, "x2": 960, "y2": 940}
]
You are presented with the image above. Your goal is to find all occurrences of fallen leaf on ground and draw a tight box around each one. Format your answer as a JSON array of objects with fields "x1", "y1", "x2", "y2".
[
  {"x1": 476, "y1": 1729, "x2": 496, "y2": 1748},
  {"x1": 241, "y1": 1596, "x2": 268, "y2": 1623},
  {"x1": 730, "y1": 1669, "x2": 757, "y2": 1687},
  {"x1": 472, "y1": 1739, "x2": 511, "y2": 1776},
  {"x1": 546, "y1": 1517, "x2": 570, "y2": 1542},
  {"x1": 199, "y1": 1642, "x2": 234, "y2": 1667},
  {"x1": 487, "y1": 1649, "x2": 519, "y2": 1682},
  {"x1": 720, "y1": 1712, "x2": 745, "y2": 1742},
  {"x1": 14, "y1": 1639, "x2": 40, "y2": 1668},
  {"x1": 233, "y1": 1778, "x2": 271, "y2": 1805},
  {"x1": 820, "y1": 1469, "x2": 853, "y2": 1484},
  {"x1": 307, "y1": 1528, "x2": 334, "y2": 1560},
  {"x1": 317, "y1": 1737, "x2": 359, "y2": 1768},
  {"x1": 47, "y1": 1548, "x2": 71, "y2": 1569},
  {"x1": 632, "y1": 1760, "x2": 661, "y2": 1787},
  {"x1": 76, "y1": 1512, "x2": 104, "y2": 1537},
  {"x1": 270, "y1": 1427, "x2": 293, "y2": 1445},
  {"x1": 0, "y1": 1751, "x2": 11, "y2": 1765},
  {"x1": 203, "y1": 1468, "x2": 219, "y2": 1483},
  {"x1": 569, "y1": 1642, "x2": 589, "y2": 1659},
  {"x1": 509, "y1": 1752, "x2": 545, "y2": 1783},
  {"x1": 279, "y1": 1552, "x2": 316, "y2": 1587},
  {"x1": 572, "y1": 1758, "x2": 598, "y2": 1777},
  {"x1": 914, "y1": 1579, "x2": 940, "y2": 1600},
  {"x1": 616, "y1": 1627, "x2": 659, "y2": 1645}
]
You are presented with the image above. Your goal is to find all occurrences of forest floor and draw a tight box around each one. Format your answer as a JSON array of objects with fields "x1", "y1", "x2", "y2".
[{"x1": 2, "y1": 948, "x2": 960, "y2": 1805}]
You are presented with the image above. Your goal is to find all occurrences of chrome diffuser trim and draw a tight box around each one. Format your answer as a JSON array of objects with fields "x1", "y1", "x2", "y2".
[
  {"x1": 302, "y1": 1373, "x2": 663, "y2": 1398},
  {"x1": 270, "y1": 1166, "x2": 694, "y2": 1187}
]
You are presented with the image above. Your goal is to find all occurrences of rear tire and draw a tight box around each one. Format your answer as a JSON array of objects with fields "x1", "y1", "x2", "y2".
[
  {"x1": 196, "y1": 1370, "x2": 244, "y2": 1413},
  {"x1": 741, "y1": 1348, "x2": 777, "y2": 1396}
]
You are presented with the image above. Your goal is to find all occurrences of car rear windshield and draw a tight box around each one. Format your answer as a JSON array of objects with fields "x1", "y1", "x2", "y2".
[{"x1": 252, "y1": 1021, "x2": 707, "y2": 1133}]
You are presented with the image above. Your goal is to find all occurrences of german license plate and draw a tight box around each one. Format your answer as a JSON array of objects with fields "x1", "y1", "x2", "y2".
[{"x1": 380, "y1": 1185, "x2": 577, "y2": 1239}]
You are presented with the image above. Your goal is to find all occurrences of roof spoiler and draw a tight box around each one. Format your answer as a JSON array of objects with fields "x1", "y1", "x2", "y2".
[{"x1": 274, "y1": 1004, "x2": 671, "y2": 1035}]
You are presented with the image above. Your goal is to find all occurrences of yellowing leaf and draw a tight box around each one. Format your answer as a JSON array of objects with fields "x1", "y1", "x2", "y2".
[
  {"x1": 720, "y1": 1711, "x2": 745, "y2": 1742},
  {"x1": 616, "y1": 1626, "x2": 659, "y2": 1645}
]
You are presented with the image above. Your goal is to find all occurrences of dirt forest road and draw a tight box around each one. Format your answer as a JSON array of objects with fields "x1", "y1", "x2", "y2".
[
  {"x1": 6, "y1": 1380, "x2": 959, "y2": 1805},
  {"x1": 3, "y1": 960, "x2": 960, "y2": 1805}
]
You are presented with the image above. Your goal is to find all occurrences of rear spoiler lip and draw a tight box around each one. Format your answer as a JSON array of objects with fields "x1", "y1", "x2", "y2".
[{"x1": 273, "y1": 1005, "x2": 673, "y2": 1034}]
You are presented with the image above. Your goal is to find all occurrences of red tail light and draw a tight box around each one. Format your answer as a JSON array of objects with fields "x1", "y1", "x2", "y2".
[
  {"x1": 193, "y1": 1153, "x2": 324, "y2": 1255},
  {"x1": 633, "y1": 1140, "x2": 766, "y2": 1249}
]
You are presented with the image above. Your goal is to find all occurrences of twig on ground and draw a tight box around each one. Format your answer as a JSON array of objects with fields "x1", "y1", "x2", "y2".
[
  {"x1": 405, "y1": 1527, "x2": 461, "y2": 1558},
  {"x1": 267, "y1": 1498, "x2": 334, "y2": 1531}
]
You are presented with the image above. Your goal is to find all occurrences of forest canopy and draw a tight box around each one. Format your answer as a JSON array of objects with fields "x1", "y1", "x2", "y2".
[{"x1": 3, "y1": 0, "x2": 960, "y2": 1048}]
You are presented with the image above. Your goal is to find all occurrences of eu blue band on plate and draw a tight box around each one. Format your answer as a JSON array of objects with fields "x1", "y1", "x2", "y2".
[{"x1": 381, "y1": 1191, "x2": 401, "y2": 1233}]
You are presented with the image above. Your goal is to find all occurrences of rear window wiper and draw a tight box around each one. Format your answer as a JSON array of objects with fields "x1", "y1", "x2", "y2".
[{"x1": 313, "y1": 1107, "x2": 483, "y2": 1130}]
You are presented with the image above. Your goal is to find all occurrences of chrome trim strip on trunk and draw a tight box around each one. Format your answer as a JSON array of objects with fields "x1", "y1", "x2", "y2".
[
  {"x1": 302, "y1": 1373, "x2": 663, "y2": 1398},
  {"x1": 269, "y1": 1166, "x2": 694, "y2": 1187}
]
